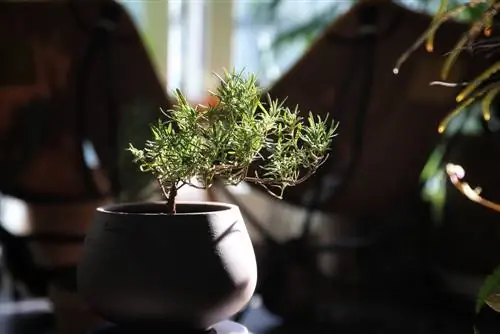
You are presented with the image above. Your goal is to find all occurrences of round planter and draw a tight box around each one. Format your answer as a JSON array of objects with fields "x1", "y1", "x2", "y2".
[{"x1": 77, "y1": 201, "x2": 257, "y2": 331}]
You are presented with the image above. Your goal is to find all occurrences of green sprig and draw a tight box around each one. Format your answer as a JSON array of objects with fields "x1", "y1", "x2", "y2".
[{"x1": 129, "y1": 69, "x2": 337, "y2": 213}]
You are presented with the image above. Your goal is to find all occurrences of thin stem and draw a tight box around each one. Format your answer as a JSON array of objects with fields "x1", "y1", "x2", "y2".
[
  {"x1": 430, "y1": 81, "x2": 469, "y2": 87},
  {"x1": 166, "y1": 183, "x2": 177, "y2": 214},
  {"x1": 185, "y1": 182, "x2": 209, "y2": 190},
  {"x1": 446, "y1": 163, "x2": 500, "y2": 213}
]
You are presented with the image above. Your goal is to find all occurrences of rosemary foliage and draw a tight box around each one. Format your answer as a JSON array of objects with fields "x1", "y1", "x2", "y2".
[{"x1": 128, "y1": 69, "x2": 337, "y2": 213}]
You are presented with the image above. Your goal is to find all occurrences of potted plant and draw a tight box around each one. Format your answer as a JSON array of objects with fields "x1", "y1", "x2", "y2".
[
  {"x1": 77, "y1": 69, "x2": 336, "y2": 331},
  {"x1": 394, "y1": 0, "x2": 500, "y2": 323}
]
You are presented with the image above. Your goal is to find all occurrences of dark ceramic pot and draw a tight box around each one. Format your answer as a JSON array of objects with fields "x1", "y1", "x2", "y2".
[{"x1": 77, "y1": 201, "x2": 257, "y2": 330}]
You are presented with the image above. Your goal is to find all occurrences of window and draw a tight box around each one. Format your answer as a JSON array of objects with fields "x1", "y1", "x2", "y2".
[
  {"x1": 119, "y1": 0, "x2": 207, "y2": 101},
  {"x1": 232, "y1": 1, "x2": 347, "y2": 88},
  {"x1": 231, "y1": 0, "x2": 448, "y2": 89}
]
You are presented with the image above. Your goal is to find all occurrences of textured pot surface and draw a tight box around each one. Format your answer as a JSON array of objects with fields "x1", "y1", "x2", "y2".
[{"x1": 77, "y1": 201, "x2": 257, "y2": 329}]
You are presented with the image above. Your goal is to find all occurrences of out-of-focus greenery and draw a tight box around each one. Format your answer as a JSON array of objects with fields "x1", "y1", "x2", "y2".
[
  {"x1": 250, "y1": 0, "x2": 486, "y2": 223},
  {"x1": 255, "y1": 0, "x2": 500, "y2": 320},
  {"x1": 251, "y1": 0, "x2": 484, "y2": 54},
  {"x1": 396, "y1": 0, "x2": 500, "y2": 321}
]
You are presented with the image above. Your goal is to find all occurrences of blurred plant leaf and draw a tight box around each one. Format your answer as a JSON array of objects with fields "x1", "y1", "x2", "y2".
[
  {"x1": 271, "y1": 5, "x2": 338, "y2": 51},
  {"x1": 485, "y1": 293, "x2": 500, "y2": 313},
  {"x1": 477, "y1": 266, "x2": 500, "y2": 313},
  {"x1": 482, "y1": 85, "x2": 500, "y2": 120},
  {"x1": 250, "y1": 0, "x2": 283, "y2": 22}
]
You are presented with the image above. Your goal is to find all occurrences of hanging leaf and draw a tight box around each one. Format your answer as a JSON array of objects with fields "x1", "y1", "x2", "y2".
[
  {"x1": 456, "y1": 61, "x2": 500, "y2": 102},
  {"x1": 476, "y1": 266, "x2": 500, "y2": 313},
  {"x1": 485, "y1": 293, "x2": 500, "y2": 313},
  {"x1": 394, "y1": 1, "x2": 477, "y2": 74},
  {"x1": 481, "y1": 85, "x2": 500, "y2": 121},
  {"x1": 441, "y1": 35, "x2": 470, "y2": 80},
  {"x1": 426, "y1": 0, "x2": 449, "y2": 52}
]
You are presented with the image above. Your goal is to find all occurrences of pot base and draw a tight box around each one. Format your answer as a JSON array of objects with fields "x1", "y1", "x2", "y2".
[{"x1": 91, "y1": 320, "x2": 249, "y2": 334}]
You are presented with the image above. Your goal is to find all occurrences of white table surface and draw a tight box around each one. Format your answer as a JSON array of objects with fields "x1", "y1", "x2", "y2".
[{"x1": 214, "y1": 320, "x2": 251, "y2": 334}]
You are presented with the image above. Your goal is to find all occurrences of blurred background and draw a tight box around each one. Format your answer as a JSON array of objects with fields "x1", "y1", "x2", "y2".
[
  {"x1": 2, "y1": 0, "x2": 500, "y2": 333},
  {"x1": 0, "y1": 0, "x2": 483, "y2": 243}
]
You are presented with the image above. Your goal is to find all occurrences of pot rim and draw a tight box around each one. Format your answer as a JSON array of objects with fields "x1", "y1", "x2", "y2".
[{"x1": 96, "y1": 201, "x2": 238, "y2": 216}]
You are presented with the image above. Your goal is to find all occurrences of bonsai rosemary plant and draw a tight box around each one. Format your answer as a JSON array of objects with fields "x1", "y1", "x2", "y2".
[{"x1": 128, "y1": 69, "x2": 337, "y2": 214}]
